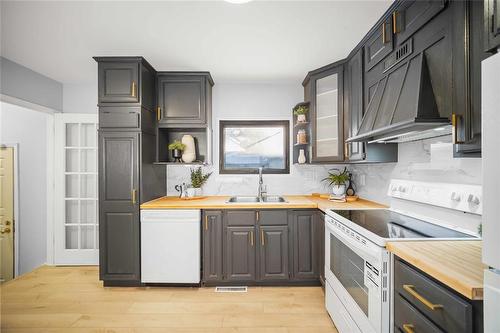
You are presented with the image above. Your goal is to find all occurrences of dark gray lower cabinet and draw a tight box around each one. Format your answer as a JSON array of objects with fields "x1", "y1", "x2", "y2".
[
  {"x1": 259, "y1": 225, "x2": 289, "y2": 281},
  {"x1": 316, "y1": 211, "x2": 325, "y2": 287},
  {"x1": 203, "y1": 211, "x2": 223, "y2": 282},
  {"x1": 201, "y1": 209, "x2": 321, "y2": 285},
  {"x1": 224, "y1": 226, "x2": 256, "y2": 282},
  {"x1": 485, "y1": 0, "x2": 500, "y2": 52},
  {"x1": 98, "y1": 131, "x2": 140, "y2": 283},
  {"x1": 394, "y1": 257, "x2": 483, "y2": 333},
  {"x1": 291, "y1": 210, "x2": 318, "y2": 281}
]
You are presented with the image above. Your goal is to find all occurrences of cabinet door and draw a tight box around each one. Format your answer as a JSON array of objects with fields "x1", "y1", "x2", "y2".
[
  {"x1": 291, "y1": 211, "x2": 318, "y2": 280},
  {"x1": 364, "y1": 17, "x2": 393, "y2": 71},
  {"x1": 344, "y1": 49, "x2": 365, "y2": 161},
  {"x1": 258, "y1": 225, "x2": 289, "y2": 281},
  {"x1": 203, "y1": 211, "x2": 223, "y2": 282},
  {"x1": 157, "y1": 75, "x2": 206, "y2": 125},
  {"x1": 98, "y1": 62, "x2": 140, "y2": 104},
  {"x1": 485, "y1": 0, "x2": 500, "y2": 51},
  {"x1": 455, "y1": 0, "x2": 490, "y2": 157},
  {"x1": 393, "y1": 0, "x2": 446, "y2": 45},
  {"x1": 224, "y1": 226, "x2": 256, "y2": 282},
  {"x1": 311, "y1": 65, "x2": 344, "y2": 163},
  {"x1": 98, "y1": 131, "x2": 140, "y2": 281}
]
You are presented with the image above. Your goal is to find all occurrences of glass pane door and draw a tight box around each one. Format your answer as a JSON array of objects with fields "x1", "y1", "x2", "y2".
[
  {"x1": 55, "y1": 114, "x2": 98, "y2": 265},
  {"x1": 316, "y1": 73, "x2": 339, "y2": 158}
]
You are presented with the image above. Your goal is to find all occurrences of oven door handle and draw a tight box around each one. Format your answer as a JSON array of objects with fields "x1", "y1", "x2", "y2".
[{"x1": 326, "y1": 219, "x2": 380, "y2": 264}]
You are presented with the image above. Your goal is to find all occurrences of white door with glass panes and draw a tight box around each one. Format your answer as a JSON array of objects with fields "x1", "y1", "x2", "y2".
[{"x1": 54, "y1": 114, "x2": 98, "y2": 264}]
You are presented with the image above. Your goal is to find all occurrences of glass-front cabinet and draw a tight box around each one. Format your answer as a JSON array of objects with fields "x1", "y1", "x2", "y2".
[{"x1": 308, "y1": 63, "x2": 344, "y2": 163}]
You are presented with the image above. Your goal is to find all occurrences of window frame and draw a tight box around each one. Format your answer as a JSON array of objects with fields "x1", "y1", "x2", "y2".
[{"x1": 219, "y1": 120, "x2": 290, "y2": 174}]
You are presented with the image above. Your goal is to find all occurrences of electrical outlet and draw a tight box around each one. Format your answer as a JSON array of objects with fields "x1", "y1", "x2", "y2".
[{"x1": 358, "y1": 174, "x2": 366, "y2": 186}]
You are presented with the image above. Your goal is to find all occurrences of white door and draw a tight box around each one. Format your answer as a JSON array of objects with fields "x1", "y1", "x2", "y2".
[{"x1": 54, "y1": 114, "x2": 98, "y2": 265}]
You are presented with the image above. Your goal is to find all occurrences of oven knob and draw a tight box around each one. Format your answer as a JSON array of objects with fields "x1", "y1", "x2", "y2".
[
  {"x1": 467, "y1": 194, "x2": 480, "y2": 205},
  {"x1": 451, "y1": 192, "x2": 461, "y2": 202}
]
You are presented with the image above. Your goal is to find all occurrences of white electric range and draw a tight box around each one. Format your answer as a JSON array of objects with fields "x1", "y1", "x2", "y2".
[{"x1": 324, "y1": 179, "x2": 482, "y2": 333}]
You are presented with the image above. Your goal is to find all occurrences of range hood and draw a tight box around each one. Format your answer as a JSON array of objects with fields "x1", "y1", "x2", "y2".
[{"x1": 347, "y1": 52, "x2": 451, "y2": 144}]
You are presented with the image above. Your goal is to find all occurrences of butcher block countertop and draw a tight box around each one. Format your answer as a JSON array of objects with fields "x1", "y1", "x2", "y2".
[
  {"x1": 140, "y1": 195, "x2": 387, "y2": 212},
  {"x1": 387, "y1": 241, "x2": 485, "y2": 300}
]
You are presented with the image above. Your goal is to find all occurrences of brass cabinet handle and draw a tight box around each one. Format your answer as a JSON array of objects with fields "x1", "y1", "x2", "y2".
[
  {"x1": 344, "y1": 142, "x2": 349, "y2": 159},
  {"x1": 402, "y1": 324, "x2": 415, "y2": 333},
  {"x1": 256, "y1": 211, "x2": 259, "y2": 221},
  {"x1": 131, "y1": 189, "x2": 137, "y2": 204},
  {"x1": 452, "y1": 113, "x2": 464, "y2": 144},
  {"x1": 205, "y1": 215, "x2": 209, "y2": 230},
  {"x1": 0, "y1": 227, "x2": 11, "y2": 234},
  {"x1": 131, "y1": 81, "x2": 137, "y2": 98},
  {"x1": 261, "y1": 228, "x2": 265, "y2": 246},
  {"x1": 156, "y1": 107, "x2": 161, "y2": 121},
  {"x1": 249, "y1": 231, "x2": 254, "y2": 246},
  {"x1": 392, "y1": 11, "x2": 398, "y2": 34},
  {"x1": 403, "y1": 285, "x2": 443, "y2": 310}
]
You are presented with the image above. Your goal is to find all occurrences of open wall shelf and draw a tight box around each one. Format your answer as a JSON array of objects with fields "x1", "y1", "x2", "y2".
[
  {"x1": 292, "y1": 101, "x2": 312, "y2": 164},
  {"x1": 157, "y1": 127, "x2": 211, "y2": 164}
]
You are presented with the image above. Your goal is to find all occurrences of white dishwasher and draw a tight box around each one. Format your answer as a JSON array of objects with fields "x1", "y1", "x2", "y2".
[{"x1": 141, "y1": 209, "x2": 201, "y2": 284}]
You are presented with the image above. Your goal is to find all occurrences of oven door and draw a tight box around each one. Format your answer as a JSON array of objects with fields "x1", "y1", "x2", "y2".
[{"x1": 325, "y1": 216, "x2": 384, "y2": 333}]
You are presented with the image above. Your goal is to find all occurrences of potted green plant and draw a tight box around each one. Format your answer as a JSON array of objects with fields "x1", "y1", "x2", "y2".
[
  {"x1": 168, "y1": 140, "x2": 186, "y2": 163},
  {"x1": 189, "y1": 167, "x2": 212, "y2": 196},
  {"x1": 322, "y1": 167, "x2": 350, "y2": 196},
  {"x1": 294, "y1": 105, "x2": 309, "y2": 123}
]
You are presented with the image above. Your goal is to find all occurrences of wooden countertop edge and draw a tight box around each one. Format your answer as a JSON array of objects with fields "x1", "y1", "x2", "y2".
[
  {"x1": 140, "y1": 195, "x2": 387, "y2": 211},
  {"x1": 387, "y1": 242, "x2": 484, "y2": 301}
]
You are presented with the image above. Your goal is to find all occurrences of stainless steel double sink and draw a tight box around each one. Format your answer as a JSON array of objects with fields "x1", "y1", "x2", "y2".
[{"x1": 226, "y1": 196, "x2": 287, "y2": 203}]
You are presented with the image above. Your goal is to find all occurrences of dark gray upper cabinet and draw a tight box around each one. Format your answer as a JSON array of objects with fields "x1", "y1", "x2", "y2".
[
  {"x1": 393, "y1": 0, "x2": 446, "y2": 46},
  {"x1": 455, "y1": 0, "x2": 492, "y2": 157},
  {"x1": 224, "y1": 226, "x2": 256, "y2": 282},
  {"x1": 98, "y1": 61, "x2": 139, "y2": 104},
  {"x1": 485, "y1": 0, "x2": 500, "y2": 51},
  {"x1": 291, "y1": 210, "x2": 318, "y2": 281},
  {"x1": 303, "y1": 61, "x2": 345, "y2": 163},
  {"x1": 364, "y1": 17, "x2": 393, "y2": 71},
  {"x1": 344, "y1": 49, "x2": 365, "y2": 162},
  {"x1": 98, "y1": 131, "x2": 140, "y2": 282},
  {"x1": 157, "y1": 72, "x2": 214, "y2": 126},
  {"x1": 259, "y1": 225, "x2": 289, "y2": 281},
  {"x1": 203, "y1": 211, "x2": 223, "y2": 282}
]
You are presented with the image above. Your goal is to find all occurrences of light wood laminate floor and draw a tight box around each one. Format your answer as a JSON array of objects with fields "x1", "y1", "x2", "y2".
[{"x1": 1, "y1": 266, "x2": 338, "y2": 333}]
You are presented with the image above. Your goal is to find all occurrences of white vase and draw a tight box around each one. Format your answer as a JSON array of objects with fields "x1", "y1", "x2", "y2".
[
  {"x1": 186, "y1": 188, "x2": 196, "y2": 198},
  {"x1": 331, "y1": 184, "x2": 346, "y2": 196},
  {"x1": 181, "y1": 135, "x2": 196, "y2": 163},
  {"x1": 298, "y1": 149, "x2": 306, "y2": 164},
  {"x1": 297, "y1": 114, "x2": 306, "y2": 123}
]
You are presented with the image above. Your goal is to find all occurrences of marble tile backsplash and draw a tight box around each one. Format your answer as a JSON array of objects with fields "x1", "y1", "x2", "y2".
[{"x1": 166, "y1": 136, "x2": 481, "y2": 205}]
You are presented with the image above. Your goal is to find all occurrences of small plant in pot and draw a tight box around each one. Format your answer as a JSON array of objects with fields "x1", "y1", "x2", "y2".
[
  {"x1": 189, "y1": 167, "x2": 212, "y2": 197},
  {"x1": 293, "y1": 105, "x2": 309, "y2": 123},
  {"x1": 322, "y1": 167, "x2": 350, "y2": 196},
  {"x1": 168, "y1": 140, "x2": 186, "y2": 163}
]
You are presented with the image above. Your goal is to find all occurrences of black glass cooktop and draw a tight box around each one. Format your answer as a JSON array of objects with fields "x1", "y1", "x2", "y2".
[{"x1": 331, "y1": 209, "x2": 475, "y2": 239}]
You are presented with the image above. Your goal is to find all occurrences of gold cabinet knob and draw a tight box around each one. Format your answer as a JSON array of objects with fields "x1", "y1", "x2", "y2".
[{"x1": 1, "y1": 227, "x2": 11, "y2": 234}]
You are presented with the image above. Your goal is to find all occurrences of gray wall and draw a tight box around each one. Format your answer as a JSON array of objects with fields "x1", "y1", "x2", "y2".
[
  {"x1": 0, "y1": 101, "x2": 51, "y2": 275},
  {"x1": 0, "y1": 57, "x2": 63, "y2": 111}
]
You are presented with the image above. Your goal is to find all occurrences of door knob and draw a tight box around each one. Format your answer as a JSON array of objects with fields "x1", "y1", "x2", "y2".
[{"x1": 1, "y1": 227, "x2": 11, "y2": 234}]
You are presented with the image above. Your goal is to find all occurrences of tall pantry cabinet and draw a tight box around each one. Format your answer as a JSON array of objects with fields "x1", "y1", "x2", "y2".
[{"x1": 94, "y1": 57, "x2": 166, "y2": 286}]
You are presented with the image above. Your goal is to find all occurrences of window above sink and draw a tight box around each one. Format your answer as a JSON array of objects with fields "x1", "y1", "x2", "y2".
[{"x1": 219, "y1": 120, "x2": 290, "y2": 174}]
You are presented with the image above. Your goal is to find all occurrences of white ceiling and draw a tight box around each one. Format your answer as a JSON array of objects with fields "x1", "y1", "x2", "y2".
[{"x1": 0, "y1": 1, "x2": 391, "y2": 85}]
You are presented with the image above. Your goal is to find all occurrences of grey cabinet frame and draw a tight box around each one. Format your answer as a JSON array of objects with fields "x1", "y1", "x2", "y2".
[
  {"x1": 202, "y1": 211, "x2": 223, "y2": 282},
  {"x1": 291, "y1": 210, "x2": 318, "y2": 281},
  {"x1": 485, "y1": 0, "x2": 500, "y2": 52}
]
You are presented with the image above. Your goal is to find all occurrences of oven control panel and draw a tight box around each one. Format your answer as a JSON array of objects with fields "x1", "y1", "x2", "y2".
[{"x1": 388, "y1": 179, "x2": 482, "y2": 215}]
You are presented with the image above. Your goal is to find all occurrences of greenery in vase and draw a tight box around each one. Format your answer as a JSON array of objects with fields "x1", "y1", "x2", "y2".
[
  {"x1": 168, "y1": 140, "x2": 186, "y2": 151},
  {"x1": 293, "y1": 105, "x2": 309, "y2": 116},
  {"x1": 322, "y1": 167, "x2": 350, "y2": 186},
  {"x1": 190, "y1": 167, "x2": 212, "y2": 188}
]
